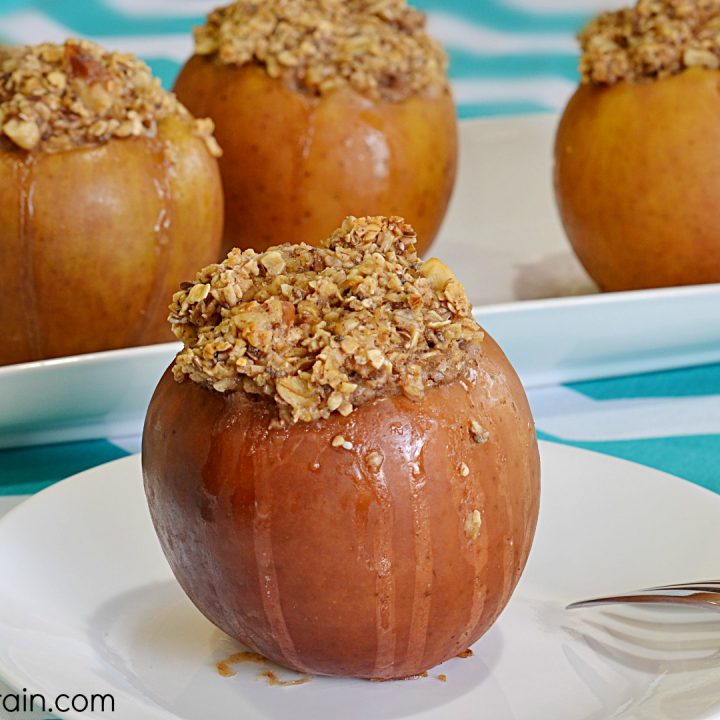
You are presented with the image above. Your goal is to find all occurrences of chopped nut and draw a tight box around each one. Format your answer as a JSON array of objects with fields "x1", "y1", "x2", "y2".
[
  {"x1": 170, "y1": 216, "x2": 484, "y2": 425},
  {"x1": 469, "y1": 419, "x2": 490, "y2": 444},
  {"x1": 193, "y1": 0, "x2": 448, "y2": 102},
  {"x1": 459, "y1": 462, "x2": 470, "y2": 477},
  {"x1": 683, "y1": 47, "x2": 719, "y2": 68},
  {"x1": 260, "y1": 251, "x2": 286, "y2": 276},
  {"x1": 464, "y1": 509, "x2": 482, "y2": 540},
  {"x1": 366, "y1": 348, "x2": 385, "y2": 370},
  {"x1": 332, "y1": 435, "x2": 353, "y2": 450},
  {"x1": 420, "y1": 257, "x2": 455, "y2": 291},
  {"x1": 365, "y1": 450, "x2": 384, "y2": 471},
  {"x1": 0, "y1": 39, "x2": 220, "y2": 153},
  {"x1": 2, "y1": 118, "x2": 40, "y2": 150}
]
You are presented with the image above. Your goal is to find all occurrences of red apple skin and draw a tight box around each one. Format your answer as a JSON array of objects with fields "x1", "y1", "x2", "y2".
[
  {"x1": 174, "y1": 59, "x2": 458, "y2": 257},
  {"x1": 554, "y1": 68, "x2": 720, "y2": 291},
  {"x1": 142, "y1": 335, "x2": 540, "y2": 679},
  {"x1": 0, "y1": 115, "x2": 223, "y2": 366}
]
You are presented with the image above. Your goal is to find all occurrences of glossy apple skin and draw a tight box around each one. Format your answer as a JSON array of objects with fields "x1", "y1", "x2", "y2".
[
  {"x1": 142, "y1": 336, "x2": 540, "y2": 679},
  {"x1": 0, "y1": 116, "x2": 223, "y2": 366},
  {"x1": 554, "y1": 68, "x2": 720, "y2": 291},
  {"x1": 174, "y1": 58, "x2": 458, "y2": 256}
]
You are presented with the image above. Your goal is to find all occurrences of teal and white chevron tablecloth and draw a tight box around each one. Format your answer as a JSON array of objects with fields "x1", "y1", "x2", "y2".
[{"x1": 0, "y1": 1, "x2": 719, "y2": 718}]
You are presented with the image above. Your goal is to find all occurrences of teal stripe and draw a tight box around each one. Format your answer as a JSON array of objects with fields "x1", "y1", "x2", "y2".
[
  {"x1": 448, "y1": 48, "x2": 579, "y2": 82},
  {"x1": 144, "y1": 57, "x2": 181, "y2": 91},
  {"x1": 570, "y1": 362, "x2": 720, "y2": 401},
  {"x1": 414, "y1": 0, "x2": 590, "y2": 34},
  {"x1": 457, "y1": 100, "x2": 551, "y2": 118},
  {"x1": 31, "y1": 0, "x2": 201, "y2": 36},
  {"x1": 0, "y1": 440, "x2": 130, "y2": 496},
  {"x1": 0, "y1": 0, "x2": 27, "y2": 15},
  {"x1": 24, "y1": 0, "x2": 592, "y2": 37},
  {"x1": 538, "y1": 431, "x2": 720, "y2": 495}
]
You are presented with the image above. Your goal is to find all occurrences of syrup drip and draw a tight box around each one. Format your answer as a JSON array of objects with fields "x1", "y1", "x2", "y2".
[
  {"x1": 18, "y1": 153, "x2": 42, "y2": 359},
  {"x1": 402, "y1": 429, "x2": 434, "y2": 676},
  {"x1": 259, "y1": 670, "x2": 311, "y2": 687},
  {"x1": 216, "y1": 651, "x2": 266, "y2": 677},
  {"x1": 216, "y1": 651, "x2": 311, "y2": 687},
  {"x1": 126, "y1": 137, "x2": 174, "y2": 345}
]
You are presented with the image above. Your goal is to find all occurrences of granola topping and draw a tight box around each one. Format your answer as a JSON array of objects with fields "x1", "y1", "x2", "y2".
[
  {"x1": 193, "y1": 0, "x2": 448, "y2": 101},
  {"x1": 170, "y1": 216, "x2": 483, "y2": 424},
  {"x1": 580, "y1": 0, "x2": 720, "y2": 84},
  {"x1": 0, "y1": 39, "x2": 220, "y2": 153}
]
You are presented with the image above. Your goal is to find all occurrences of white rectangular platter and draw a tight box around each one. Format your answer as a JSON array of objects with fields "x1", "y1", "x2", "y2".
[{"x1": 1, "y1": 115, "x2": 719, "y2": 449}]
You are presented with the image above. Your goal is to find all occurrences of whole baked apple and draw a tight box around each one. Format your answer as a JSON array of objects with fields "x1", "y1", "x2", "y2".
[
  {"x1": 174, "y1": 0, "x2": 458, "y2": 256},
  {"x1": 554, "y1": 0, "x2": 720, "y2": 291},
  {"x1": 0, "y1": 40, "x2": 223, "y2": 365},
  {"x1": 143, "y1": 216, "x2": 540, "y2": 679}
]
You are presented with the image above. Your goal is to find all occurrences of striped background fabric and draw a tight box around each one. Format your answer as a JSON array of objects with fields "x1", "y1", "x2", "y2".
[{"x1": 0, "y1": 2, "x2": 719, "y2": 718}]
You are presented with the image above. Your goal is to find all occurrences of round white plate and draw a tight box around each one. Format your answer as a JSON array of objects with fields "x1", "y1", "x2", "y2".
[{"x1": 1, "y1": 442, "x2": 720, "y2": 720}]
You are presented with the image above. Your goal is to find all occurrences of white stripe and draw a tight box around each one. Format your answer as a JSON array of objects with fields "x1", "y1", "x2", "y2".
[
  {"x1": 1, "y1": 11, "x2": 70, "y2": 44},
  {"x1": 452, "y1": 76, "x2": 576, "y2": 108},
  {"x1": 103, "y1": 0, "x2": 216, "y2": 16},
  {"x1": 504, "y1": 0, "x2": 625, "y2": 11},
  {"x1": 428, "y1": 12, "x2": 577, "y2": 54},
  {"x1": 109, "y1": 435, "x2": 142, "y2": 455},
  {"x1": 1, "y1": 11, "x2": 193, "y2": 61},
  {"x1": 530, "y1": 386, "x2": 720, "y2": 441}
]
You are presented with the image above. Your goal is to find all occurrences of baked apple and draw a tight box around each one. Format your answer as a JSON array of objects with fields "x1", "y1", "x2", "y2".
[
  {"x1": 173, "y1": 0, "x2": 458, "y2": 256},
  {"x1": 0, "y1": 40, "x2": 223, "y2": 366},
  {"x1": 143, "y1": 216, "x2": 540, "y2": 679},
  {"x1": 554, "y1": 0, "x2": 720, "y2": 291}
]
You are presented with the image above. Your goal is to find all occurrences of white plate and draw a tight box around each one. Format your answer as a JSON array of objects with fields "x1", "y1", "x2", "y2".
[
  {"x1": 2, "y1": 114, "x2": 720, "y2": 449},
  {"x1": 1, "y1": 442, "x2": 720, "y2": 720}
]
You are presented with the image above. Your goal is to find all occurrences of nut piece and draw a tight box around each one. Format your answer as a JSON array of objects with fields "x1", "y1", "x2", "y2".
[
  {"x1": 469, "y1": 419, "x2": 490, "y2": 444},
  {"x1": 365, "y1": 450, "x2": 384, "y2": 471},
  {"x1": 459, "y1": 462, "x2": 470, "y2": 477},
  {"x1": 260, "y1": 251, "x2": 286, "y2": 276},
  {"x1": 420, "y1": 257, "x2": 456, "y2": 291},
  {"x1": 464, "y1": 509, "x2": 482, "y2": 540},
  {"x1": 683, "y1": 48, "x2": 719, "y2": 69},
  {"x1": 332, "y1": 434, "x2": 353, "y2": 450},
  {"x1": 2, "y1": 119, "x2": 40, "y2": 150}
]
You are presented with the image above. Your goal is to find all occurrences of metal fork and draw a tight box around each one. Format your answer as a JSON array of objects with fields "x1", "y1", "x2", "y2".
[{"x1": 567, "y1": 581, "x2": 720, "y2": 611}]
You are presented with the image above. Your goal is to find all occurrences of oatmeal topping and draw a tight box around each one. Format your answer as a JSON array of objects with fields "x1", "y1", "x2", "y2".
[
  {"x1": 580, "y1": 0, "x2": 720, "y2": 84},
  {"x1": 170, "y1": 216, "x2": 483, "y2": 424},
  {"x1": 0, "y1": 39, "x2": 220, "y2": 153},
  {"x1": 193, "y1": 0, "x2": 448, "y2": 101}
]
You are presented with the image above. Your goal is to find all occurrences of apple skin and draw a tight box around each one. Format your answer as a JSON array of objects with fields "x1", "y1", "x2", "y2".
[
  {"x1": 174, "y1": 58, "x2": 458, "y2": 256},
  {"x1": 142, "y1": 335, "x2": 540, "y2": 679},
  {"x1": 554, "y1": 68, "x2": 720, "y2": 291},
  {"x1": 0, "y1": 115, "x2": 223, "y2": 366}
]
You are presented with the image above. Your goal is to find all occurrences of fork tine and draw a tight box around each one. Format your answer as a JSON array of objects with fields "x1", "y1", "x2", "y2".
[
  {"x1": 567, "y1": 591, "x2": 720, "y2": 611},
  {"x1": 646, "y1": 581, "x2": 720, "y2": 593}
]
